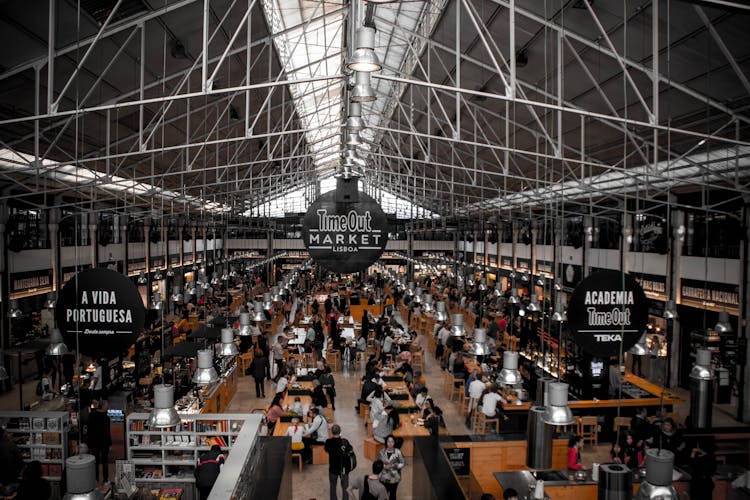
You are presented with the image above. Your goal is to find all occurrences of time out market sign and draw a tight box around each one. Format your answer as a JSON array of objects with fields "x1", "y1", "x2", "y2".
[
  {"x1": 56, "y1": 268, "x2": 145, "y2": 358},
  {"x1": 566, "y1": 270, "x2": 648, "y2": 357},
  {"x1": 302, "y1": 177, "x2": 388, "y2": 274}
]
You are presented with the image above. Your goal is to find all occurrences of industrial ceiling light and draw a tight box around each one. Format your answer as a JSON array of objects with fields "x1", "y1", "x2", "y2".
[
  {"x1": 346, "y1": 27, "x2": 381, "y2": 72},
  {"x1": 478, "y1": 278, "x2": 487, "y2": 291},
  {"x1": 494, "y1": 282, "x2": 504, "y2": 297},
  {"x1": 629, "y1": 332, "x2": 649, "y2": 356},
  {"x1": 210, "y1": 272, "x2": 220, "y2": 285},
  {"x1": 171, "y1": 285, "x2": 183, "y2": 304},
  {"x1": 526, "y1": 295, "x2": 540, "y2": 313},
  {"x1": 634, "y1": 449, "x2": 679, "y2": 500},
  {"x1": 153, "y1": 269, "x2": 163, "y2": 280},
  {"x1": 147, "y1": 384, "x2": 181, "y2": 428},
  {"x1": 508, "y1": 289, "x2": 519, "y2": 305},
  {"x1": 192, "y1": 350, "x2": 219, "y2": 385},
  {"x1": 535, "y1": 276, "x2": 544, "y2": 287},
  {"x1": 166, "y1": 267, "x2": 175, "y2": 278},
  {"x1": 450, "y1": 313, "x2": 466, "y2": 337},
  {"x1": 262, "y1": 293, "x2": 274, "y2": 312},
  {"x1": 346, "y1": 101, "x2": 365, "y2": 131},
  {"x1": 346, "y1": 130, "x2": 362, "y2": 148},
  {"x1": 422, "y1": 294, "x2": 433, "y2": 312},
  {"x1": 218, "y1": 328, "x2": 239, "y2": 356},
  {"x1": 663, "y1": 300, "x2": 677, "y2": 320},
  {"x1": 252, "y1": 301, "x2": 266, "y2": 322},
  {"x1": 137, "y1": 271, "x2": 148, "y2": 285},
  {"x1": 46, "y1": 328, "x2": 68, "y2": 356},
  {"x1": 715, "y1": 311, "x2": 732, "y2": 333},
  {"x1": 469, "y1": 328, "x2": 491, "y2": 356},
  {"x1": 238, "y1": 312, "x2": 253, "y2": 336},
  {"x1": 351, "y1": 71, "x2": 376, "y2": 102},
  {"x1": 44, "y1": 292, "x2": 57, "y2": 310},
  {"x1": 542, "y1": 382, "x2": 574, "y2": 426},
  {"x1": 150, "y1": 292, "x2": 163, "y2": 311},
  {"x1": 498, "y1": 350, "x2": 522, "y2": 386},
  {"x1": 434, "y1": 301, "x2": 449, "y2": 321},
  {"x1": 7, "y1": 300, "x2": 22, "y2": 318}
]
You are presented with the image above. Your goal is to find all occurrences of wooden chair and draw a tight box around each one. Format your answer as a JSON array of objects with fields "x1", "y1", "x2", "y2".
[
  {"x1": 238, "y1": 352, "x2": 254, "y2": 375},
  {"x1": 412, "y1": 351, "x2": 424, "y2": 372},
  {"x1": 448, "y1": 375, "x2": 463, "y2": 402},
  {"x1": 302, "y1": 352, "x2": 315, "y2": 368},
  {"x1": 327, "y1": 350, "x2": 342, "y2": 371},
  {"x1": 613, "y1": 416, "x2": 631, "y2": 434},
  {"x1": 474, "y1": 412, "x2": 500, "y2": 434},
  {"x1": 576, "y1": 416, "x2": 599, "y2": 447},
  {"x1": 291, "y1": 452, "x2": 303, "y2": 472}
]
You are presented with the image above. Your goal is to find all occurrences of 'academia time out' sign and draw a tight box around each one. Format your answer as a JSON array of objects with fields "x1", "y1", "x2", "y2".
[{"x1": 302, "y1": 177, "x2": 388, "y2": 273}]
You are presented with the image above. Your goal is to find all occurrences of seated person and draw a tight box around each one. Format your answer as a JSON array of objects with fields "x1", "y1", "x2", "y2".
[
  {"x1": 301, "y1": 407, "x2": 328, "y2": 463},
  {"x1": 480, "y1": 384, "x2": 507, "y2": 420},
  {"x1": 285, "y1": 417, "x2": 305, "y2": 452}
]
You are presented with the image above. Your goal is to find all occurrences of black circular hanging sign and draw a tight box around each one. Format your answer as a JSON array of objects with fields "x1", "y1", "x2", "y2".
[
  {"x1": 566, "y1": 270, "x2": 648, "y2": 357},
  {"x1": 302, "y1": 178, "x2": 388, "y2": 274},
  {"x1": 56, "y1": 267, "x2": 146, "y2": 358}
]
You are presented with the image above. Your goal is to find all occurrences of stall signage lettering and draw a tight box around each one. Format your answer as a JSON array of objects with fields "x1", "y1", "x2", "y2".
[
  {"x1": 11, "y1": 270, "x2": 52, "y2": 294},
  {"x1": 56, "y1": 268, "x2": 145, "y2": 358},
  {"x1": 681, "y1": 279, "x2": 739, "y2": 309},
  {"x1": 567, "y1": 270, "x2": 648, "y2": 357},
  {"x1": 447, "y1": 447, "x2": 470, "y2": 476},
  {"x1": 501, "y1": 256, "x2": 513, "y2": 268},
  {"x1": 302, "y1": 181, "x2": 388, "y2": 273}
]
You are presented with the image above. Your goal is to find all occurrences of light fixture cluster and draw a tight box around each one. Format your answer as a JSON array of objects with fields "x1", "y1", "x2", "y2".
[{"x1": 342, "y1": 26, "x2": 381, "y2": 174}]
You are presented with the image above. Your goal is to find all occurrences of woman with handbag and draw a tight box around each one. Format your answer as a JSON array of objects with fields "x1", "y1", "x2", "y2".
[{"x1": 376, "y1": 435, "x2": 405, "y2": 500}]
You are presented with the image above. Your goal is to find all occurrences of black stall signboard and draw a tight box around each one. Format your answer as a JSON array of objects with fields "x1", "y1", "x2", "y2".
[
  {"x1": 301, "y1": 177, "x2": 388, "y2": 274},
  {"x1": 56, "y1": 268, "x2": 145, "y2": 358},
  {"x1": 446, "y1": 447, "x2": 470, "y2": 476},
  {"x1": 566, "y1": 270, "x2": 648, "y2": 357},
  {"x1": 10, "y1": 269, "x2": 53, "y2": 296}
]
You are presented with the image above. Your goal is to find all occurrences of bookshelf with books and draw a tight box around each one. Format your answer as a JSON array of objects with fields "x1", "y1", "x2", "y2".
[
  {"x1": 126, "y1": 413, "x2": 249, "y2": 497},
  {"x1": 0, "y1": 411, "x2": 70, "y2": 482}
]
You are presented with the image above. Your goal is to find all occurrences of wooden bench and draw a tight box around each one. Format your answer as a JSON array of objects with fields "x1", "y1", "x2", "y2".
[
  {"x1": 312, "y1": 444, "x2": 329, "y2": 464},
  {"x1": 364, "y1": 437, "x2": 385, "y2": 461}
]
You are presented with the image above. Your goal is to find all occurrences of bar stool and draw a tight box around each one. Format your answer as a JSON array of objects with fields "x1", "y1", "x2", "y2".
[
  {"x1": 474, "y1": 412, "x2": 499, "y2": 434},
  {"x1": 238, "y1": 352, "x2": 254, "y2": 375},
  {"x1": 448, "y1": 375, "x2": 463, "y2": 402},
  {"x1": 302, "y1": 352, "x2": 315, "y2": 368}
]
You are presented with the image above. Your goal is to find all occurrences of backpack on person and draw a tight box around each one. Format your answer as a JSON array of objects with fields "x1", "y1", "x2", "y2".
[
  {"x1": 340, "y1": 438, "x2": 357, "y2": 475},
  {"x1": 361, "y1": 475, "x2": 377, "y2": 500}
]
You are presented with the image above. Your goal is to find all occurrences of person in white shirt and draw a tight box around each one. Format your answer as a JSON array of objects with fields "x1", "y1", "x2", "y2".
[
  {"x1": 415, "y1": 387, "x2": 429, "y2": 408},
  {"x1": 481, "y1": 383, "x2": 507, "y2": 419},
  {"x1": 92, "y1": 359, "x2": 103, "y2": 399},
  {"x1": 301, "y1": 406, "x2": 328, "y2": 463},
  {"x1": 285, "y1": 417, "x2": 305, "y2": 451},
  {"x1": 275, "y1": 368, "x2": 290, "y2": 394},
  {"x1": 468, "y1": 373, "x2": 487, "y2": 411}
]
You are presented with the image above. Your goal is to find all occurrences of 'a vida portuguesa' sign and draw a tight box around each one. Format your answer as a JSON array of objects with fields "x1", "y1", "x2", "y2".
[{"x1": 56, "y1": 268, "x2": 145, "y2": 358}]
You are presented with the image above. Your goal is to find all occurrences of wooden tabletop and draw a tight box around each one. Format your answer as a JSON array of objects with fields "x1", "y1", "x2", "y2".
[{"x1": 393, "y1": 417, "x2": 430, "y2": 438}]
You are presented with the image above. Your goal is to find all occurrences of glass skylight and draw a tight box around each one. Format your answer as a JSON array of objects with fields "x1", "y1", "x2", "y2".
[
  {"x1": 260, "y1": 0, "x2": 345, "y2": 170},
  {"x1": 248, "y1": 175, "x2": 436, "y2": 218}
]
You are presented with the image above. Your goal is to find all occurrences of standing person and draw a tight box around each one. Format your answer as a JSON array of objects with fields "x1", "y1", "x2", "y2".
[
  {"x1": 376, "y1": 435, "x2": 405, "y2": 500},
  {"x1": 248, "y1": 348, "x2": 267, "y2": 398},
  {"x1": 87, "y1": 400, "x2": 112, "y2": 483},
  {"x1": 0, "y1": 428, "x2": 21, "y2": 487},
  {"x1": 195, "y1": 444, "x2": 225, "y2": 500},
  {"x1": 649, "y1": 338, "x2": 661, "y2": 383},
  {"x1": 271, "y1": 333, "x2": 286, "y2": 382},
  {"x1": 689, "y1": 439, "x2": 716, "y2": 498},
  {"x1": 319, "y1": 366, "x2": 337, "y2": 411},
  {"x1": 15, "y1": 461, "x2": 51, "y2": 500},
  {"x1": 347, "y1": 460, "x2": 388, "y2": 500},
  {"x1": 91, "y1": 359, "x2": 103, "y2": 400},
  {"x1": 61, "y1": 350, "x2": 76, "y2": 394},
  {"x1": 324, "y1": 424, "x2": 352, "y2": 500}
]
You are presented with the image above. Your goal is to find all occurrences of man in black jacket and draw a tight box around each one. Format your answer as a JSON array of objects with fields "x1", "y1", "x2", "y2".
[
  {"x1": 324, "y1": 425, "x2": 349, "y2": 500},
  {"x1": 196, "y1": 444, "x2": 225, "y2": 500},
  {"x1": 87, "y1": 400, "x2": 112, "y2": 483},
  {"x1": 311, "y1": 379, "x2": 329, "y2": 408}
]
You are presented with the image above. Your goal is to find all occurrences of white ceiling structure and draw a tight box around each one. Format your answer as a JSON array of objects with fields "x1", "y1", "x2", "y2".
[{"x1": 0, "y1": 0, "x2": 747, "y2": 222}]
